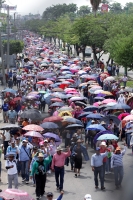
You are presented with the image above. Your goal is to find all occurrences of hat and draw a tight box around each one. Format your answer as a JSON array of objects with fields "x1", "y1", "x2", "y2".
[
  {"x1": 96, "y1": 147, "x2": 100, "y2": 151},
  {"x1": 37, "y1": 153, "x2": 44, "y2": 158},
  {"x1": 56, "y1": 146, "x2": 63, "y2": 151},
  {"x1": 91, "y1": 120, "x2": 95, "y2": 123},
  {"x1": 84, "y1": 194, "x2": 92, "y2": 200},
  {"x1": 44, "y1": 139, "x2": 48, "y2": 143},
  {"x1": 100, "y1": 121, "x2": 106, "y2": 125},
  {"x1": 47, "y1": 192, "x2": 53, "y2": 196},
  {"x1": 100, "y1": 141, "x2": 107, "y2": 146},
  {"x1": 22, "y1": 139, "x2": 28, "y2": 143}
]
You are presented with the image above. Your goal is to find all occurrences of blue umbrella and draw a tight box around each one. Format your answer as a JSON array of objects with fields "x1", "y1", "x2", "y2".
[
  {"x1": 100, "y1": 115, "x2": 120, "y2": 125},
  {"x1": 40, "y1": 122, "x2": 59, "y2": 129},
  {"x1": 83, "y1": 106, "x2": 98, "y2": 112},
  {"x1": 86, "y1": 124, "x2": 106, "y2": 131},
  {"x1": 93, "y1": 130, "x2": 114, "y2": 143},
  {"x1": 86, "y1": 113, "x2": 104, "y2": 119},
  {"x1": 4, "y1": 88, "x2": 16, "y2": 94},
  {"x1": 49, "y1": 102, "x2": 65, "y2": 107},
  {"x1": 109, "y1": 103, "x2": 131, "y2": 110},
  {"x1": 78, "y1": 112, "x2": 93, "y2": 119},
  {"x1": 43, "y1": 132, "x2": 61, "y2": 142},
  {"x1": 63, "y1": 117, "x2": 83, "y2": 125},
  {"x1": 97, "y1": 134, "x2": 118, "y2": 140}
]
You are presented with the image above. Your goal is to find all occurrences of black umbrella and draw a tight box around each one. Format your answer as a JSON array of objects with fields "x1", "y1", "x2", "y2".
[
  {"x1": 109, "y1": 103, "x2": 131, "y2": 110},
  {"x1": 49, "y1": 102, "x2": 65, "y2": 107},
  {"x1": 78, "y1": 112, "x2": 92, "y2": 119},
  {"x1": 20, "y1": 109, "x2": 42, "y2": 121},
  {"x1": 0, "y1": 124, "x2": 20, "y2": 130},
  {"x1": 100, "y1": 115, "x2": 120, "y2": 125},
  {"x1": 40, "y1": 122, "x2": 59, "y2": 129},
  {"x1": 75, "y1": 101, "x2": 87, "y2": 107},
  {"x1": 65, "y1": 124, "x2": 83, "y2": 130},
  {"x1": 63, "y1": 117, "x2": 83, "y2": 125},
  {"x1": 83, "y1": 106, "x2": 99, "y2": 112}
]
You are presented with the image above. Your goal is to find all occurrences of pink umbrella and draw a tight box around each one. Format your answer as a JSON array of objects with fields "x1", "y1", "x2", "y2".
[
  {"x1": 24, "y1": 131, "x2": 43, "y2": 138},
  {"x1": 53, "y1": 110, "x2": 59, "y2": 116},
  {"x1": 102, "y1": 99, "x2": 116, "y2": 104},
  {"x1": 66, "y1": 91, "x2": 79, "y2": 94},
  {"x1": 23, "y1": 124, "x2": 44, "y2": 132},
  {"x1": 0, "y1": 189, "x2": 34, "y2": 200},
  {"x1": 93, "y1": 102, "x2": 100, "y2": 107},
  {"x1": 64, "y1": 88, "x2": 76, "y2": 92},
  {"x1": 118, "y1": 113, "x2": 130, "y2": 120},
  {"x1": 122, "y1": 115, "x2": 133, "y2": 122}
]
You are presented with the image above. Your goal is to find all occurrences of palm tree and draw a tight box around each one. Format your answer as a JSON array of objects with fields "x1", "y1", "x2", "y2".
[{"x1": 90, "y1": 0, "x2": 101, "y2": 16}]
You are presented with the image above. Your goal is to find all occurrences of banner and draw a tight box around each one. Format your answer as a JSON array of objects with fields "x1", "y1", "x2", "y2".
[
  {"x1": 101, "y1": 4, "x2": 108, "y2": 12},
  {"x1": 2, "y1": 4, "x2": 17, "y2": 10}
]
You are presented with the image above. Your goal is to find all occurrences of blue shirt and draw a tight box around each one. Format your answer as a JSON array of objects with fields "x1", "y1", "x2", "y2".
[
  {"x1": 6, "y1": 146, "x2": 18, "y2": 157},
  {"x1": 2, "y1": 103, "x2": 9, "y2": 112},
  {"x1": 7, "y1": 110, "x2": 17, "y2": 119},
  {"x1": 91, "y1": 152, "x2": 108, "y2": 167},
  {"x1": 19, "y1": 145, "x2": 31, "y2": 161}
]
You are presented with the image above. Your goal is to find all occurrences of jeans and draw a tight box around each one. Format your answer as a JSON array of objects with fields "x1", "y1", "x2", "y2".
[
  {"x1": 17, "y1": 161, "x2": 21, "y2": 174},
  {"x1": 17, "y1": 80, "x2": 21, "y2": 88},
  {"x1": 21, "y1": 160, "x2": 29, "y2": 181},
  {"x1": 126, "y1": 134, "x2": 131, "y2": 148},
  {"x1": 35, "y1": 173, "x2": 46, "y2": 197},
  {"x1": 106, "y1": 157, "x2": 111, "y2": 172},
  {"x1": 4, "y1": 141, "x2": 9, "y2": 157},
  {"x1": 8, "y1": 173, "x2": 18, "y2": 188},
  {"x1": 103, "y1": 162, "x2": 106, "y2": 179},
  {"x1": 132, "y1": 146, "x2": 133, "y2": 153},
  {"x1": 94, "y1": 166, "x2": 104, "y2": 188},
  {"x1": 54, "y1": 166, "x2": 64, "y2": 190},
  {"x1": 114, "y1": 166, "x2": 124, "y2": 186}
]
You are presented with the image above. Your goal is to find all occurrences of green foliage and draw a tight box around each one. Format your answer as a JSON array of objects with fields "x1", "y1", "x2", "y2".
[
  {"x1": 25, "y1": 19, "x2": 44, "y2": 33},
  {"x1": 3, "y1": 40, "x2": 24, "y2": 55},
  {"x1": 77, "y1": 6, "x2": 91, "y2": 16},
  {"x1": 109, "y1": 2, "x2": 122, "y2": 13}
]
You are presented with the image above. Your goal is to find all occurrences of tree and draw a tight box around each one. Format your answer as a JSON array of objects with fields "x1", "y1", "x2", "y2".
[
  {"x1": 109, "y1": 2, "x2": 123, "y2": 13},
  {"x1": 90, "y1": 0, "x2": 101, "y2": 16},
  {"x1": 77, "y1": 6, "x2": 91, "y2": 16},
  {"x1": 25, "y1": 19, "x2": 44, "y2": 33},
  {"x1": 124, "y1": 2, "x2": 133, "y2": 14},
  {"x1": 3, "y1": 40, "x2": 24, "y2": 55}
]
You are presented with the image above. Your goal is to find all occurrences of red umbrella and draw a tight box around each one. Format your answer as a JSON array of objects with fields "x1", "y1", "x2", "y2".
[
  {"x1": 43, "y1": 116, "x2": 63, "y2": 122},
  {"x1": 51, "y1": 98, "x2": 62, "y2": 102},
  {"x1": 118, "y1": 113, "x2": 130, "y2": 120},
  {"x1": 24, "y1": 131, "x2": 43, "y2": 138},
  {"x1": 13, "y1": 97, "x2": 22, "y2": 102},
  {"x1": 37, "y1": 80, "x2": 53, "y2": 85},
  {"x1": 22, "y1": 124, "x2": 44, "y2": 132},
  {"x1": 66, "y1": 79, "x2": 75, "y2": 83},
  {"x1": 0, "y1": 188, "x2": 34, "y2": 200}
]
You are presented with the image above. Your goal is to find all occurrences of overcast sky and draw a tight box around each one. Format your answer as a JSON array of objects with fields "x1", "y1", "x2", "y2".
[{"x1": 4, "y1": 0, "x2": 130, "y2": 15}]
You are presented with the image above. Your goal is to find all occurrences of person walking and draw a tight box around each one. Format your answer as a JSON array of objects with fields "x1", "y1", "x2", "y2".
[
  {"x1": 19, "y1": 139, "x2": 32, "y2": 184},
  {"x1": 51, "y1": 146, "x2": 71, "y2": 191},
  {"x1": 1, "y1": 129, "x2": 11, "y2": 159},
  {"x1": 91, "y1": 147, "x2": 108, "y2": 190},
  {"x1": 111, "y1": 145, "x2": 127, "y2": 189},
  {"x1": 1, "y1": 100, "x2": 9, "y2": 123},
  {"x1": 30, "y1": 152, "x2": 52, "y2": 200},
  {"x1": 7, "y1": 106, "x2": 17, "y2": 124},
  {"x1": 6, "y1": 141, "x2": 19, "y2": 159},
  {"x1": 122, "y1": 75, "x2": 128, "y2": 87},
  {"x1": 5, "y1": 152, "x2": 18, "y2": 189}
]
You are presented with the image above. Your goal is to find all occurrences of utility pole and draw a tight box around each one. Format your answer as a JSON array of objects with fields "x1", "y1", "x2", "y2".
[
  {"x1": 14, "y1": 12, "x2": 16, "y2": 40},
  {"x1": 7, "y1": 5, "x2": 10, "y2": 70}
]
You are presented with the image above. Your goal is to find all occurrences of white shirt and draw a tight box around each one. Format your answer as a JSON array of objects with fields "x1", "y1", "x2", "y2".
[
  {"x1": 5, "y1": 160, "x2": 17, "y2": 175},
  {"x1": 4, "y1": 131, "x2": 10, "y2": 141},
  {"x1": 16, "y1": 75, "x2": 22, "y2": 80}
]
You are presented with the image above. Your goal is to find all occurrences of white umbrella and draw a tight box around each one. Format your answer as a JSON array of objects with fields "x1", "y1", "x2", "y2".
[
  {"x1": 94, "y1": 90, "x2": 104, "y2": 94},
  {"x1": 105, "y1": 76, "x2": 115, "y2": 81}
]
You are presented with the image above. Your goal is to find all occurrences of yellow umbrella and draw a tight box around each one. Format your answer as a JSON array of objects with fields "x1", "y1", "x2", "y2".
[
  {"x1": 58, "y1": 111, "x2": 72, "y2": 117},
  {"x1": 101, "y1": 91, "x2": 113, "y2": 95}
]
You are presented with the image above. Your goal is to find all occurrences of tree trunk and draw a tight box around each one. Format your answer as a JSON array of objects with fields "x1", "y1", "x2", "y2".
[
  {"x1": 106, "y1": 57, "x2": 111, "y2": 66},
  {"x1": 124, "y1": 66, "x2": 127, "y2": 76}
]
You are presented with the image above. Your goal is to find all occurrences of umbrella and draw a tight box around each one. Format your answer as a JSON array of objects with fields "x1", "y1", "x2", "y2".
[
  {"x1": 75, "y1": 101, "x2": 87, "y2": 107},
  {"x1": 78, "y1": 112, "x2": 92, "y2": 119},
  {"x1": 97, "y1": 134, "x2": 118, "y2": 140},
  {"x1": 110, "y1": 103, "x2": 131, "y2": 110},
  {"x1": 86, "y1": 124, "x2": 106, "y2": 131},
  {"x1": 118, "y1": 113, "x2": 130, "y2": 120},
  {"x1": 65, "y1": 124, "x2": 83, "y2": 129},
  {"x1": 13, "y1": 97, "x2": 22, "y2": 102},
  {"x1": 93, "y1": 130, "x2": 114, "y2": 143},
  {"x1": 51, "y1": 98, "x2": 62, "y2": 102},
  {"x1": 58, "y1": 106, "x2": 73, "y2": 112},
  {"x1": 100, "y1": 91, "x2": 113, "y2": 95},
  {"x1": 40, "y1": 122, "x2": 59, "y2": 129},
  {"x1": 86, "y1": 113, "x2": 104, "y2": 119},
  {"x1": 53, "y1": 93, "x2": 68, "y2": 99},
  {"x1": 0, "y1": 124, "x2": 20, "y2": 130},
  {"x1": 62, "y1": 117, "x2": 83, "y2": 125},
  {"x1": 37, "y1": 80, "x2": 53, "y2": 85},
  {"x1": 105, "y1": 76, "x2": 115, "y2": 81},
  {"x1": 122, "y1": 115, "x2": 133, "y2": 121},
  {"x1": 102, "y1": 99, "x2": 116, "y2": 104},
  {"x1": 94, "y1": 97, "x2": 105, "y2": 101},
  {"x1": 20, "y1": 109, "x2": 42, "y2": 121},
  {"x1": 49, "y1": 102, "x2": 65, "y2": 107},
  {"x1": 23, "y1": 124, "x2": 44, "y2": 132},
  {"x1": 24, "y1": 131, "x2": 43, "y2": 138},
  {"x1": 69, "y1": 96, "x2": 87, "y2": 102},
  {"x1": 52, "y1": 88, "x2": 64, "y2": 92},
  {"x1": 43, "y1": 116, "x2": 63, "y2": 122},
  {"x1": 83, "y1": 106, "x2": 98, "y2": 112},
  {"x1": 0, "y1": 188, "x2": 34, "y2": 200},
  {"x1": 100, "y1": 115, "x2": 120, "y2": 125},
  {"x1": 43, "y1": 132, "x2": 61, "y2": 142},
  {"x1": 4, "y1": 88, "x2": 16, "y2": 94}
]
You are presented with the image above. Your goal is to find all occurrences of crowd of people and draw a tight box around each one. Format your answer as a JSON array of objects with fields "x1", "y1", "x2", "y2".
[{"x1": 0, "y1": 31, "x2": 132, "y2": 200}]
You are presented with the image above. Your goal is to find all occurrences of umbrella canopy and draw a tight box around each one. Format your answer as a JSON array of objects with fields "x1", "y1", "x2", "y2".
[
  {"x1": 65, "y1": 124, "x2": 83, "y2": 129},
  {"x1": 78, "y1": 112, "x2": 92, "y2": 119},
  {"x1": 24, "y1": 131, "x2": 43, "y2": 138},
  {"x1": 69, "y1": 96, "x2": 87, "y2": 102},
  {"x1": 51, "y1": 98, "x2": 62, "y2": 102},
  {"x1": 0, "y1": 189, "x2": 34, "y2": 200},
  {"x1": 110, "y1": 103, "x2": 131, "y2": 110},
  {"x1": 58, "y1": 106, "x2": 73, "y2": 112},
  {"x1": 86, "y1": 124, "x2": 106, "y2": 131},
  {"x1": 118, "y1": 113, "x2": 130, "y2": 120},
  {"x1": 13, "y1": 97, "x2": 22, "y2": 102},
  {"x1": 102, "y1": 99, "x2": 116, "y2": 104},
  {"x1": 4, "y1": 88, "x2": 16, "y2": 94},
  {"x1": 20, "y1": 109, "x2": 42, "y2": 121},
  {"x1": 37, "y1": 80, "x2": 53, "y2": 85},
  {"x1": 75, "y1": 101, "x2": 87, "y2": 107},
  {"x1": 0, "y1": 124, "x2": 20, "y2": 130},
  {"x1": 43, "y1": 132, "x2": 61, "y2": 141},
  {"x1": 86, "y1": 113, "x2": 104, "y2": 119},
  {"x1": 83, "y1": 106, "x2": 98, "y2": 112},
  {"x1": 100, "y1": 115, "x2": 120, "y2": 125},
  {"x1": 40, "y1": 122, "x2": 59, "y2": 129},
  {"x1": 49, "y1": 102, "x2": 65, "y2": 107},
  {"x1": 43, "y1": 116, "x2": 63, "y2": 122},
  {"x1": 93, "y1": 130, "x2": 114, "y2": 143},
  {"x1": 97, "y1": 134, "x2": 118, "y2": 140},
  {"x1": 122, "y1": 114, "x2": 133, "y2": 121},
  {"x1": 52, "y1": 88, "x2": 64, "y2": 92},
  {"x1": 62, "y1": 117, "x2": 83, "y2": 125},
  {"x1": 23, "y1": 124, "x2": 44, "y2": 132}
]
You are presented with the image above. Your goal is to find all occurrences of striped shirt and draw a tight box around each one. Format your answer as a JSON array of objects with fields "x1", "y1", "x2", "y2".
[{"x1": 111, "y1": 146, "x2": 127, "y2": 168}]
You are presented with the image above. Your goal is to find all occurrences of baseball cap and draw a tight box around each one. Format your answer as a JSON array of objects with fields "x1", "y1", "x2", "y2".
[
  {"x1": 47, "y1": 192, "x2": 53, "y2": 197},
  {"x1": 84, "y1": 194, "x2": 92, "y2": 200}
]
